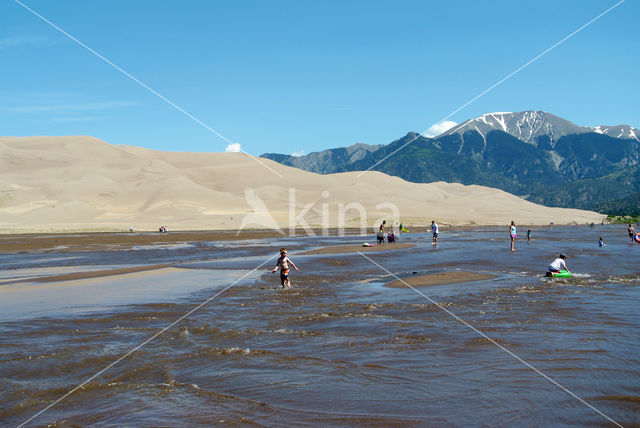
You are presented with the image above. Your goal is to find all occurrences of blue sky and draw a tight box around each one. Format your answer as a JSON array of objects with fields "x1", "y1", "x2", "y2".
[{"x1": 1, "y1": 0, "x2": 637, "y2": 155}]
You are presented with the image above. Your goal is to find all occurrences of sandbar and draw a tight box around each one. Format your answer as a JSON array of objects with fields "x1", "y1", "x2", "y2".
[
  {"x1": 385, "y1": 271, "x2": 495, "y2": 288},
  {"x1": 299, "y1": 243, "x2": 415, "y2": 255},
  {"x1": 21, "y1": 264, "x2": 174, "y2": 284},
  {"x1": 0, "y1": 229, "x2": 369, "y2": 253}
]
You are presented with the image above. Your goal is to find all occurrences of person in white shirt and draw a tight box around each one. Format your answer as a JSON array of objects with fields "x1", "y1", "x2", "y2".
[
  {"x1": 548, "y1": 253, "x2": 570, "y2": 277},
  {"x1": 431, "y1": 220, "x2": 438, "y2": 244}
]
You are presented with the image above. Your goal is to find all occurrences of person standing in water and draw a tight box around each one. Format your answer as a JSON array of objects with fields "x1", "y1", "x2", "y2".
[
  {"x1": 628, "y1": 224, "x2": 635, "y2": 244},
  {"x1": 272, "y1": 248, "x2": 299, "y2": 289},
  {"x1": 377, "y1": 220, "x2": 387, "y2": 245},
  {"x1": 599, "y1": 236, "x2": 606, "y2": 247},
  {"x1": 527, "y1": 228, "x2": 532, "y2": 244},
  {"x1": 431, "y1": 220, "x2": 438, "y2": 244},
  {"x1": 510, "y1": 221, "x2": 517, "y2": 252}
]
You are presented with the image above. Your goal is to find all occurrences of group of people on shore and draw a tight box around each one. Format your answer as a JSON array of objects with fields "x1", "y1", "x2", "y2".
[
  {"x1": 376, "y1": 220, "x2": 398, "y2": 244},
  {"x1": 379, "y1": 219, "x2": 438, "y2": 244}
]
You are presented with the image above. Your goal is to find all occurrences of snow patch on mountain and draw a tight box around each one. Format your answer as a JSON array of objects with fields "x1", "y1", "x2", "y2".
[
  {"x1": 440, "y1": 110, "x2": 640, "y2": 147},
  {"x1": 590, "y1": 125, "x2": 640, "y2": 142}
]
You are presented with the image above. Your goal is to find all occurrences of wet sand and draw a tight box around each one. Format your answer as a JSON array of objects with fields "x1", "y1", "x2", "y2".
[
  {"x1": 2, "y1": 264, "x2": 174, "y2": 285},
  {"x1": 0, "y1": 229, "x2": 366, "y2": 253},
  {"x1": 385, "y1": 271, "x2": 495, "y2": 288},
  {"x1": 299, "y1": 243, "x2": 415, "y2": 255}
]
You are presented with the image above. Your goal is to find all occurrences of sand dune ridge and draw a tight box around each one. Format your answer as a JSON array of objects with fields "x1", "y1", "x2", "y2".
[{"x1": 0, "y1": 136, "x2": 604, "y2": 232}]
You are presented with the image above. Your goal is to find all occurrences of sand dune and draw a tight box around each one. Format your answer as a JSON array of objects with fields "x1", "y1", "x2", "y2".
[{"x1": 0, "y1": 136, "x2": 604, "y2": 232}]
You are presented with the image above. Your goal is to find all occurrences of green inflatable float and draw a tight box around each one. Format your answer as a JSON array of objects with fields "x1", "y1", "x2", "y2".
[{"x1": 545, "y1": 270, "x2": 571, "y2": 278}]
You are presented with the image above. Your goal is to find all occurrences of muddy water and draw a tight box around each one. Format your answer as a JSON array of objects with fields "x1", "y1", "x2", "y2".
[{"x1": 1, "y1": 226, "x2": 639, "y2": 426}]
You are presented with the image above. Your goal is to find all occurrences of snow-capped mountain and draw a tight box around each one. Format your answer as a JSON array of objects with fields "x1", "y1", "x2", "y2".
[
  {"x1": 441, "y1": 110, "x2": 640, "y2": 145},
  {"x1": 591, "y1": 124, "x2": 640, "y2": 142},
  {"x1": 262, "y1": 110, "x2": 640, "y2": 214}
]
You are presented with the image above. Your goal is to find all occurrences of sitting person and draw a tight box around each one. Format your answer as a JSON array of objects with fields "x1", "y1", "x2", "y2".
[
  {"x1": 387, "y1": 229, "x2": 396, "y2": 243},
  {"x1": 548, "y1": 253, "x2": 570, "y2": 277}
]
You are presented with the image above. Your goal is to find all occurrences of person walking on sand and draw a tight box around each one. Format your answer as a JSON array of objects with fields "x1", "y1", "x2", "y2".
[
  {"x1": 272, "y1": 248, "x2": 299, "y2": 289},
  {"x1": 548, "y1": 253, "x2": 570, "y2": 277},
  {"x1": 628, "y1": 224, "x2": 635, "y2": 244},
  {"x1": 431, "y1": 220, "x2": 439, "y2": 244},
  {"x1": 510, "y1": 221, "x2": 517, "y2": 251}
]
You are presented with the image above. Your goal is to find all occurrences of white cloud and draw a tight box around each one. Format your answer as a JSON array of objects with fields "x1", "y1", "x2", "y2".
[
  {"x1": 422, "y1": 121, "x2": 458, "y2": 138},
  {"x1": 225, "y1": 142, "x2": 242, "y2": 152},
  {"x1": 0, "y1": 35, "x2": 55, "y2": 50},
  {"x1": 49, "y1": 116, "x2": 100, "y2": 123},
  {"x1": 291, "y1": 150, "x2": 305, "y2": 157},
  {"x1": 8, "y1": 101, "x2": 133, "y2": 113}
]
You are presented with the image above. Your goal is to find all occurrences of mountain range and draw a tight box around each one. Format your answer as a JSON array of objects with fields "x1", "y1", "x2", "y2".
[
  {"x1": 261, "y1": 111, "x2": 640, "y2": 214},
  {"x1": 444, "y1": 111, "x2": 639, "y2": 145}
]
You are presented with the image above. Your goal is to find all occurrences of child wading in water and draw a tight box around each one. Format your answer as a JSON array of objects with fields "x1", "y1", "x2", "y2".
[{"x1": 272, "y1": 248, "x2": 299, "y2": 288}]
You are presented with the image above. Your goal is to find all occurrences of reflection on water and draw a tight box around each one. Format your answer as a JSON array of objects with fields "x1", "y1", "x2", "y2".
[{"x1": 0, "y1": 225, "x2": 639, "y2": 426}]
